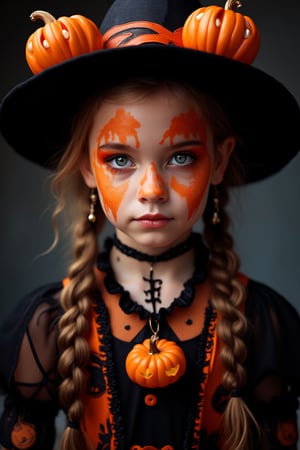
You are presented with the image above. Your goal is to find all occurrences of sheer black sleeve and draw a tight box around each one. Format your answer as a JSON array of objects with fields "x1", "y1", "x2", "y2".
[
  {"x1": 0, "y1": 283, "x2": 63, "y2": 449},
  {"x1": 245, "y1": 279, "x2": 300, "y2": 449}
]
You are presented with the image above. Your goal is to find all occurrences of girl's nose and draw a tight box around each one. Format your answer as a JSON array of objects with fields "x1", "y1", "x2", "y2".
[{"x1": 137, "y1": 162, "x2": 168, "y2": 203}]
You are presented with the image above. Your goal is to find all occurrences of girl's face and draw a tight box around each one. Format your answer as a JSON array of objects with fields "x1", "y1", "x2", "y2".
[{"x1": 81, "y1": 88, "x2": 234, "y2": 252}]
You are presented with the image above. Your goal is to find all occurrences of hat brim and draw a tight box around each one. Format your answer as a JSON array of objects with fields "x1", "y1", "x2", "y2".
[{"x1": 1, "y1": 45, "x2": 300, "y2": 183}]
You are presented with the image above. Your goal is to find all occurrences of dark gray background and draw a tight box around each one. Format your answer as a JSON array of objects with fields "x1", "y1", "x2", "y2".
[
  {"x1": 0, "y1": 0, "x2": 299, "y2": 317},
  {"x1": 0, "y1": 1, "x2": 299, "y2": 448}
]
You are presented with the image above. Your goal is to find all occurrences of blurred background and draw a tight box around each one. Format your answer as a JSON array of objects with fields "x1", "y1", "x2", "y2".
[{"x1": 0, "y1": 0, "x2": 299, "y2": 447}]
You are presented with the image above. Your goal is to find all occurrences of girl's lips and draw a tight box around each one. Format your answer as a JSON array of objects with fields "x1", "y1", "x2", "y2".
[{"x1": 135, "y1": 214, "x2": 172, "y2": 229}]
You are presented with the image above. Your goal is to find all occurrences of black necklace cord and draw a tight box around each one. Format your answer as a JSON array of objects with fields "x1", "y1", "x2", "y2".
[{"x1": 112, "y1": 233, "x2": 197, "y2": 263}]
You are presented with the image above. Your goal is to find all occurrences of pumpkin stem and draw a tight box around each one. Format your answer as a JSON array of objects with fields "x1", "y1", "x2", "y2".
[
  {"x1": 30, "y1": 10, "x2": 57, "y2": 24},
  {"x1": 149, "y1": 335, "x2": 160, "y2": 355},
  {"x1": 224, "y1": 0, "x2": 243, "y2": 11}
]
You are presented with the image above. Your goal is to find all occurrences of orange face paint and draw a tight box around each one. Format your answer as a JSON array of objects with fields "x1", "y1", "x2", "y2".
[
  {"x1": 160, "y1": 108, "x2": 211, "y2": 219},
  {"x1": 91, "y1": 108, "x2": 141, "y2": 220},
  {"x1": 97, "y1": 108, "x2": 140, "y2": 149},
  {"x1": 89, "y1": 101, "x2": 212, "y2": 231},
  {"x1": 92, "y1": 151, "x2": 129, "y2": 221},
  {"x1": 170, "y1": 155, "x2": 211, "y2": 219},
  {"x1": 159, "y1": 108, "x2": 207, "y2": 145},
  {"x1": 138, "y1": 161, "x2": 167, "y2": 200}
]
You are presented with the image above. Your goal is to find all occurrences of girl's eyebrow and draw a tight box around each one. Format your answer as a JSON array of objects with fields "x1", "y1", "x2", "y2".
[
  {"x1": 99, "y1": 143, "x2": 133, "y2": 151},
  {"x1": 171, "y1": 140, "x2": 204, "y2": 149},
  {"x1": 98, "y1": 140, "x2": 204, "y2": 151}
]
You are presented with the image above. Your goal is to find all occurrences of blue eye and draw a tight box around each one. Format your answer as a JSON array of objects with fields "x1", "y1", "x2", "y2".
[
  {"x1": 106, "y1": 155, "x2": 133, "y2": 168},
  {"x1": 169, "y1": 152, "x2": 196, "y2": 166}
]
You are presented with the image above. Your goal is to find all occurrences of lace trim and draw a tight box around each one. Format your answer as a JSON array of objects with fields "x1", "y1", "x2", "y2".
[
  {"x1": 93, "y1": 235, "x2": 216, "y2": 448},
  {"x1": 92, "y1": 292, "x2": 217, "y2": 449},
  {"x1": 93, "y1": 293, "x2": 126, "y2": 449},
  {"x1": 98, "y1": 234, "x2": 209, "y2": 320},
  {"x1": 185, "y1": 303, "x2": 217, "y2": 448}
]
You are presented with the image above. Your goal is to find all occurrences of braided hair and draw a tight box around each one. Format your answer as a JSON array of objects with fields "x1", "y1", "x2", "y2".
[{"x1": 50, "y1": 79, "x2": 259, "y2": 449}]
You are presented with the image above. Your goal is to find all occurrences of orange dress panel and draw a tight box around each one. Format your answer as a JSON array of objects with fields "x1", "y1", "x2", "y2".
[{"x1": 72, "y1": 270, "x2": 249, "y2": 449}]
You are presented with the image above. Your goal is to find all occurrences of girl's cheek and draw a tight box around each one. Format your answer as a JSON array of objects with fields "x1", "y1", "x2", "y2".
[
  {"x1": 91, "y1": 152, "x2": 129, "y2": 222},
  {"x1": 170, "y1": 152, "x2": 212, "y2": 219}
]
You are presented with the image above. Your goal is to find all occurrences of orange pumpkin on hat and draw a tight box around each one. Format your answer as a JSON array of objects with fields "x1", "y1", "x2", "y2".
[
  {"x1": 25, "y1": 10, "x2": 103, "y2": 74},
  {"x1": 182, "y1": 0, "x2": 260, "y2": 64}
]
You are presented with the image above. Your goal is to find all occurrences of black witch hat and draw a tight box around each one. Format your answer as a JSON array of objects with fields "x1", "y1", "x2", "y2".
[{"x1": 0, "y1": 0, "x2": 299, "y2": 183}]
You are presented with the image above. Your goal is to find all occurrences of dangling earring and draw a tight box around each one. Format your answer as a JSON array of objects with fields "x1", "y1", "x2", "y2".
[
  {"x1": 88, "y1": 189, "x2": 97, "y2": 223},
  {"x1": 211, "y1": 186, "x2": 221, "y2": 225}
]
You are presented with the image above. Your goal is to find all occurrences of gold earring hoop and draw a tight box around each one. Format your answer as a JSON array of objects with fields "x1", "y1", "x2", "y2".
[
  {"x1": 88, "y1": 189, "x2": 97, "y2": 223},
  {"x1": 211, "y1": 186, "x2": 221, "y2": 225}
]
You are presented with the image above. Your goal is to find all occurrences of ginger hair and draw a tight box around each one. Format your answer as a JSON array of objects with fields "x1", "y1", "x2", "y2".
[{"x1": 50, "y1": 79, "x2": 259, "y2": 449}]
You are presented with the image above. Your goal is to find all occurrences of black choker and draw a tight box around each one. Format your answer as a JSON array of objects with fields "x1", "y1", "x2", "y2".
[{"x1": 112, "y1": 233, "x2": 196, "y2": 263}]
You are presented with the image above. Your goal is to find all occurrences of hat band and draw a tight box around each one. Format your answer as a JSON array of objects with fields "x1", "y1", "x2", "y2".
[{"x1": 103, "y1": 21, "x2": 183, "y2": 48}]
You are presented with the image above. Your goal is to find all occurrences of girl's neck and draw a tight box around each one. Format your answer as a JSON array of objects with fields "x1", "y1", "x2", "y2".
[
  {"x1": 109, "y1": 234, "x2": 197, "y2": 312},
  {"x1": 110, "y1": 240, "x2": 196, "y2": 278},
  {"x1": 112, "y1": 232, "x2": 196, "y2": 262}
]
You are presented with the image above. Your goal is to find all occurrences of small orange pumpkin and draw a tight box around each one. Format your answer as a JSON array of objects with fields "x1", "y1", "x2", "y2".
[
  {"x1": 276, "y1": 419, "x2": 298, "y2": 446},
  {"x1": 25, "y1": 10, "x2": 103, "y2": 74},
  {"x1": 182, "y1": 0, "x2": 260, "y2": 64},
  {"x1": 125, "y1": 335, "x2": 186, "y2": 388},
  {"x1": 11, "y1": 420, "x2": 36, "y2": 449}
]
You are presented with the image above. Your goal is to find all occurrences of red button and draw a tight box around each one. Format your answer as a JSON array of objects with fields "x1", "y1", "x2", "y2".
[{"x1": 144, "y1": 394, "x2": 157, "y2": 406}]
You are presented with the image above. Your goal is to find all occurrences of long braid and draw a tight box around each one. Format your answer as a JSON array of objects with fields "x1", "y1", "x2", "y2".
[
  {"x1": 58, "y1": 211, "x2": 99, "y2": 450},
  {"x1": 203, "y1": 184, "x2": 259, "y2": 450},
  {"x1": 49, "y1": 79, "x2": 259, "y2": 449},
  {"x1": 48, "y1": 93, "x2": 106, "y2": 449}
]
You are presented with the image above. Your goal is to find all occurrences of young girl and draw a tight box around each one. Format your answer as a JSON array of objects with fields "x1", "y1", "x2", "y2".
[{"x1": 0, "y1": 1, "x2": 299, "y2": 450}]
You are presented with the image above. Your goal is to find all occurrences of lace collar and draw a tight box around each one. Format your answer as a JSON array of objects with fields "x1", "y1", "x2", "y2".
[{"x1": 96, "y1": 233, "x2": 209, "y2": 320}]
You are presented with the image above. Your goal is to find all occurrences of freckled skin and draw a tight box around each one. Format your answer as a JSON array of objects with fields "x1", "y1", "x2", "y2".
[{"x1": 88, "y1": 90, "x2": 218, "y2": 251}]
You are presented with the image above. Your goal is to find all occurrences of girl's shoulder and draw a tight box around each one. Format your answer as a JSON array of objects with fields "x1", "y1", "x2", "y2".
[
  {"x1": 245, "y1": 277, "x2": 300, "y2": 331},
  {"x1": 0, "y1": 282, "x2": 63, "y2": 388},
  {"x1": 245, "y1": 277, "x2": 300, "y2": 387}
]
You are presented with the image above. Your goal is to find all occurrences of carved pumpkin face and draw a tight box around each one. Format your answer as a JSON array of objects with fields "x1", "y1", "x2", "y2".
[
  {"x1": 182, "y1": 0, "x2": 260, "y2": 64},
  {"x1": 125, "y1": 337, "x2": 186, "y2": 388},
  {"x1": 276, "y1": 419, "x2": 298, "y2": 447},
  {"x1": 25, "y1": 11, "x2": 103, "y2": 74},
  {"x1": 11, "y1": 420, "x2": 36, "y2": 449}
]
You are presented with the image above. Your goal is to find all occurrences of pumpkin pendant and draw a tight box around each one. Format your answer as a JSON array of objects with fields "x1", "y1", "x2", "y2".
[
  {"x1": 182, "y1": 0, "x2": 260, "y2": 64},
  {"x1": 125, "y1": 320, "x2": 186, "y2": 388}
]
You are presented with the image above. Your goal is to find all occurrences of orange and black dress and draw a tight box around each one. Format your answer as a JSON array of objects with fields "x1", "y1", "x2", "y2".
[{"x1": 0, "y1": 235, "x2": 299, "y2": 450}]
